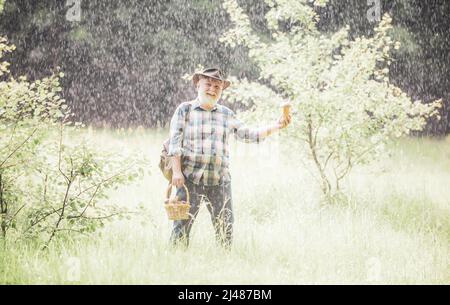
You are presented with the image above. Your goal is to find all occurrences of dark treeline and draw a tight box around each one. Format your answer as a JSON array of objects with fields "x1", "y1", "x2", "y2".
[
  {"x1": 0, "y1": 0, "x2": 449, "y2": 134},
  {"x1": 0, "y1": 0, "x2": 260, "y2": 128}
]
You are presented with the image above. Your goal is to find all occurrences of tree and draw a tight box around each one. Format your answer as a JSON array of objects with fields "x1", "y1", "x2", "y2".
[{"x1": 221, "y1": 0, "x2": 441, "y2": 201}]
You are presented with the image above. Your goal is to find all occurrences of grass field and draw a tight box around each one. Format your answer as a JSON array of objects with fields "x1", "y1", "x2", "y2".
[{"x1": 1, "y1": 128, "x2": 449, "y2": 284}]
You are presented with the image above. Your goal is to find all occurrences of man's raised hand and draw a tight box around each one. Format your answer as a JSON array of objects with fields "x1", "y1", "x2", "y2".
[{"x1": 277, "y1": 114, "x2": 292, "y2": 129}]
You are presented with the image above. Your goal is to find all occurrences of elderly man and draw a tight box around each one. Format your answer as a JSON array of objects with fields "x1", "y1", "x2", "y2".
[{"x1": 168, "y1": 67, "x2": 291, "y2": 248}]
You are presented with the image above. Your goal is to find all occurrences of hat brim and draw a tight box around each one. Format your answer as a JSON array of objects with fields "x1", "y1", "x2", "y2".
[{"x1": 193, "y1": 73, "x2": 231, "y2": 90}]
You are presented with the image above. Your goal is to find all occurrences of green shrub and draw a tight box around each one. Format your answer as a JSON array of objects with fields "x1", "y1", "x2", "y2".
[{"x1": 0, "y1": 36, "x2": 146, "y2": 247}]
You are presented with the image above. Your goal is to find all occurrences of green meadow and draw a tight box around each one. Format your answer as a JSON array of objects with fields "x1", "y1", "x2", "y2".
[{"x1": 1, "y1": 128, "x2": 449, "y2": 284}]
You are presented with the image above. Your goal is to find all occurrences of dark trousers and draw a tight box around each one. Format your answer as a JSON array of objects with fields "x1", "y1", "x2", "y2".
[{"x1": 170, "y1": 178, "x2": 234, "y2": 249}]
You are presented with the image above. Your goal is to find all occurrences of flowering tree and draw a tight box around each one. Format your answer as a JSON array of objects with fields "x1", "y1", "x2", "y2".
[{"x1": 220, "y1": 0, "x2": 441, "y2": 200}]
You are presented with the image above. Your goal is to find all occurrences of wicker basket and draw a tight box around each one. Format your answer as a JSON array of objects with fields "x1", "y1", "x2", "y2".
[{"x1": 164, "y1": 183, "x2": 191, "y2": 220}]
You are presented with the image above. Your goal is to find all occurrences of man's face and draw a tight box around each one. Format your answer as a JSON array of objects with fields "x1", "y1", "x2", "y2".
[{"x1": 197, "y1": 76, "x2": 224, "y2": 105}]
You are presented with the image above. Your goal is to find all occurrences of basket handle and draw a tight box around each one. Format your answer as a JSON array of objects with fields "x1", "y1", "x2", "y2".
[{"x1": 165, "y1": 183, "x2": 190, "y2": 204}]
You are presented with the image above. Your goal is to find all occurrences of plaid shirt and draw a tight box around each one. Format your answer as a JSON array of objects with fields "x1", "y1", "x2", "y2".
[{"x1": 168, "y1": 98, "x2": 267, "y2": 186}]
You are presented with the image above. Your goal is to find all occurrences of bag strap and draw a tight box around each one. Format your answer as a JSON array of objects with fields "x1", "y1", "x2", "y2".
[
  {"x1": 163, "y1": 101, "x2": 193, "y2": 153},
  {"x1": 184, "y1": 101, "x2": 192, "y2": 126},
  {"x1": 180, "y1": 101, "x2": 192, "y2": 150}
]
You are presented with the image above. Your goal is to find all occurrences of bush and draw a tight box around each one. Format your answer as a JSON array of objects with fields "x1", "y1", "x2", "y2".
[{"x1": 0, "y1": 36, "x2": 146, "y2": 247}]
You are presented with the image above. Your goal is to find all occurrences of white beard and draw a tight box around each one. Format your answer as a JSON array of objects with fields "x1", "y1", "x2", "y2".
[{"x1": 198, "y1": 91, "x2": 220, "y2": 106}]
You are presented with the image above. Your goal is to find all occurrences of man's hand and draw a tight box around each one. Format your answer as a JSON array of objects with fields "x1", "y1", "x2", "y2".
[
  {"x1": 258, "y1": 114, "x2": 292, "y2": 138},
  {"x1": 171, "y1": 155, "x2": 185, "y2": 187},
  {"x1": 277, "y1": 114, "x2": 292, "y2": 129},
  {"x1": 172, "y1": 170, "x2": 185, "y2": 188}
]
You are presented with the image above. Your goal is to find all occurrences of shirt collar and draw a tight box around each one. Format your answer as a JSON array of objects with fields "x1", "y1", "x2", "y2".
[{"x1": 192, "y1": 97, "x2": 218, "y2": 111}]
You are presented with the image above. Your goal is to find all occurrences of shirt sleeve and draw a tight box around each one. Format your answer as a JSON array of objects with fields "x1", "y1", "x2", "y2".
[
  {"x1": 168, "y1": 104, "x2": 188, "y2": 157},
  {"x1": 229, "y1": 111, "x2": 266, "y2": 144}
]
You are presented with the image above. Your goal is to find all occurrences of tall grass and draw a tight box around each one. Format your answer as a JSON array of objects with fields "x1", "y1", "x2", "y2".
[{"x1": 0, "y1": 128, "x2": 449, "y2": 284}]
